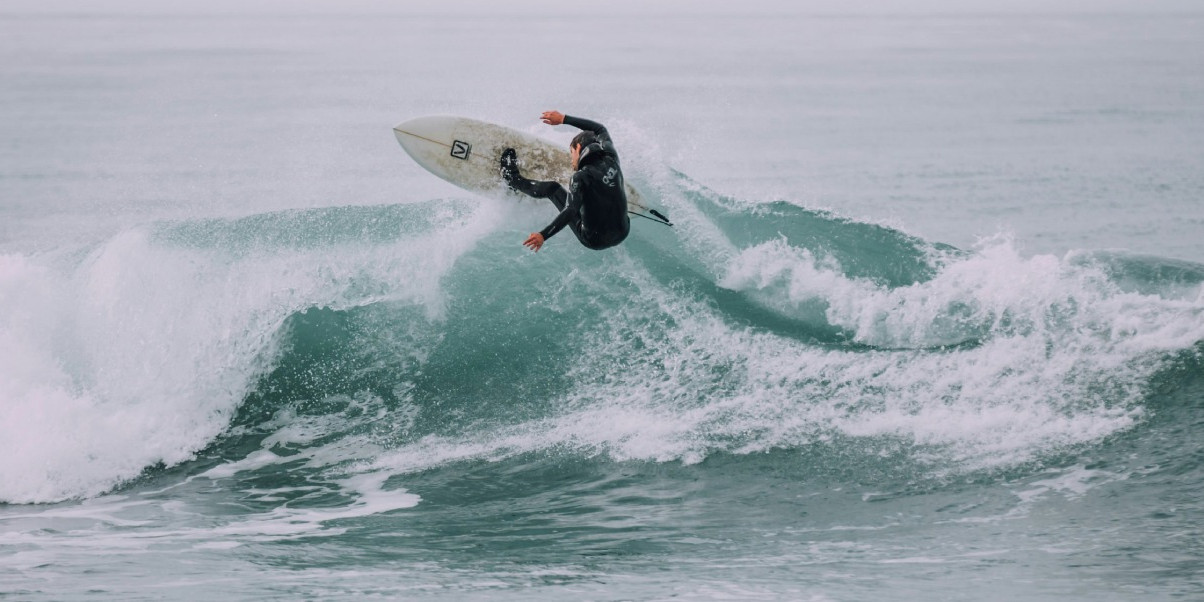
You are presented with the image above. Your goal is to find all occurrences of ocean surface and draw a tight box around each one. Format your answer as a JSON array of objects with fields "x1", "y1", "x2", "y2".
[{"x1": 3, "y1": 1, "x2": 1203, "y2": 599}]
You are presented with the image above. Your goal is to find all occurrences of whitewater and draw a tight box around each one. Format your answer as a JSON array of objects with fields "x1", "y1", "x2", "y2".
[{"x1": 3, "y1": 1, "x2": 1203, "y2": 600}]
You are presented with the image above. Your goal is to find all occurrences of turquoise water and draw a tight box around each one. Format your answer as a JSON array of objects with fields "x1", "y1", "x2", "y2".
[{"x1": 2, "y1": 2, "x2": 1203, "y2": 600}]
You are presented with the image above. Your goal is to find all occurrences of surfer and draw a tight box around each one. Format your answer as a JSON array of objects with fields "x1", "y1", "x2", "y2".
[{"x1": 500, "y1": 111, "x2": 630, "y2": 252}]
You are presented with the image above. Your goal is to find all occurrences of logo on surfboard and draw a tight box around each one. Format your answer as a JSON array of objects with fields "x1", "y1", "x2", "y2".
[{"x1": 450, "y1": 140, "x2": 471, "y2": 160}]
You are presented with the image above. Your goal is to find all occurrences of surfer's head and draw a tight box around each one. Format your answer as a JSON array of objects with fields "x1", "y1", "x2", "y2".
[{"x1": 570, "y1": 130, "x2": 597, "y2": 170}]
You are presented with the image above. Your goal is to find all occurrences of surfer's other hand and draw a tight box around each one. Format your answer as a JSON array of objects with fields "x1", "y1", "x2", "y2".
[
  {"x1": 523, "y1": 232, "x2": 545, "y2": 252},
  {"x1": 541, "y1": 111, "x2": 564, "y2": 126}
]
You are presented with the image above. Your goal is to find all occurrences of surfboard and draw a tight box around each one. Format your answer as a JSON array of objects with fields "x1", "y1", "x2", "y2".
[{"x1": 392, "y1": 115, "x2": 669, "y2": 225}]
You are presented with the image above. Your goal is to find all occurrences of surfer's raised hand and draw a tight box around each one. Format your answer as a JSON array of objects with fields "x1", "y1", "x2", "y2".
[
  {"x1": 523, "y1": 232, "x2": 545, "y2": 252},
  {"x1": 541, "y1": 111, "x2": 565, "y2": 126}
]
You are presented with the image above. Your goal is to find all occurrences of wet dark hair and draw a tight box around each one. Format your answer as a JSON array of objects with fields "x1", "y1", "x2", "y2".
[{"x1": 571, "y1": 130, "x2": 597, "y2": 151}]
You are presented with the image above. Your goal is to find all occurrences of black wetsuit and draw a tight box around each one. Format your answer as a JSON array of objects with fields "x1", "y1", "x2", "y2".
[{"x1": 503, "y1": 115, "x2": 630, "y2": 250}]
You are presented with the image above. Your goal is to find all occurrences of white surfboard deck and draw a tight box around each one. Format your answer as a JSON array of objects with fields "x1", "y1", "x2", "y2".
[{"x1": 392, "y1": 115, "x2": 662, "y2": 220}]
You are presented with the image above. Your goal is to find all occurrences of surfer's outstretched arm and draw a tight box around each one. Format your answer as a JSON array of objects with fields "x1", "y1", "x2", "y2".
[
  {"x1": 541, "y1": 111, "x2": 611, "y2": 145},
  {"x1": 537, "y1": 171, "x2": 586, "y2": 242},
  {"x1": 561, "y1": 115, "x2": 610, "y2": 144},
  {"x1": 522, "y1": 188, "x2": 578, "y2": 252},
  {"x1": 524, "y1": 171, "x2": 595, "y2": 252}
]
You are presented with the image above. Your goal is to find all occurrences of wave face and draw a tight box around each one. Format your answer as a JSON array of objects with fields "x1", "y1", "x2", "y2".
[
  {"x1": 3, "y1": 171, "x2": 1202, "y2": 506},
  {"x1": 0, "y1": 201, "x2": 490, "y2": 503}
]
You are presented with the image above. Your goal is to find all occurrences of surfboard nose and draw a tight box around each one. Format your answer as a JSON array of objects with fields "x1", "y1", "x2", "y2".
[
  {"x1": 392, "y1": 118, "x2": 416, "y2": 142},
  {"x1": 394, "y1": 116, "x2": 447, "y2": 136},
  {"x1": 392, "y1": 118, "x2": 421, "y2": 135},
  {"x1": 393, "y1": 116, "x2": 455, "y2": 154}
]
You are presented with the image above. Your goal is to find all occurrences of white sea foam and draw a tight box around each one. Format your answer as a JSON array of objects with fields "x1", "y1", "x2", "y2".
[
  {"x1": 0, "y1": 202, "x2": 499, "y2": 504},
  {"x1": 371, "y1": 230, "x2": 1204, "y2": 478},
  {"x1": 720, "y1": 232, "x2": 1204, "y2": 351}
]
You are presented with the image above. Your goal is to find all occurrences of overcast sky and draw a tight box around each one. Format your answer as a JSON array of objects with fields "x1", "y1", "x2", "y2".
[{"x1": 6, "y1": 0, "x2": 1203, "y2": 16}]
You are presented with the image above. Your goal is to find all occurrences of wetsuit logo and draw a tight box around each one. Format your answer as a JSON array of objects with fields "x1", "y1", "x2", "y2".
[
  {"x1": 602, "y1": 167, "x2": 618, "y2": 187},
  {"x1": 450, "y1": 140, "x2": 471, "y2": 160}
]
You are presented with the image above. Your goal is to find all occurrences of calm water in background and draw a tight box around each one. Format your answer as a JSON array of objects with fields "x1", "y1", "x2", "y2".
[{"x1": 2, "y1": 1, "x2": 1203, "y2": 599}]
